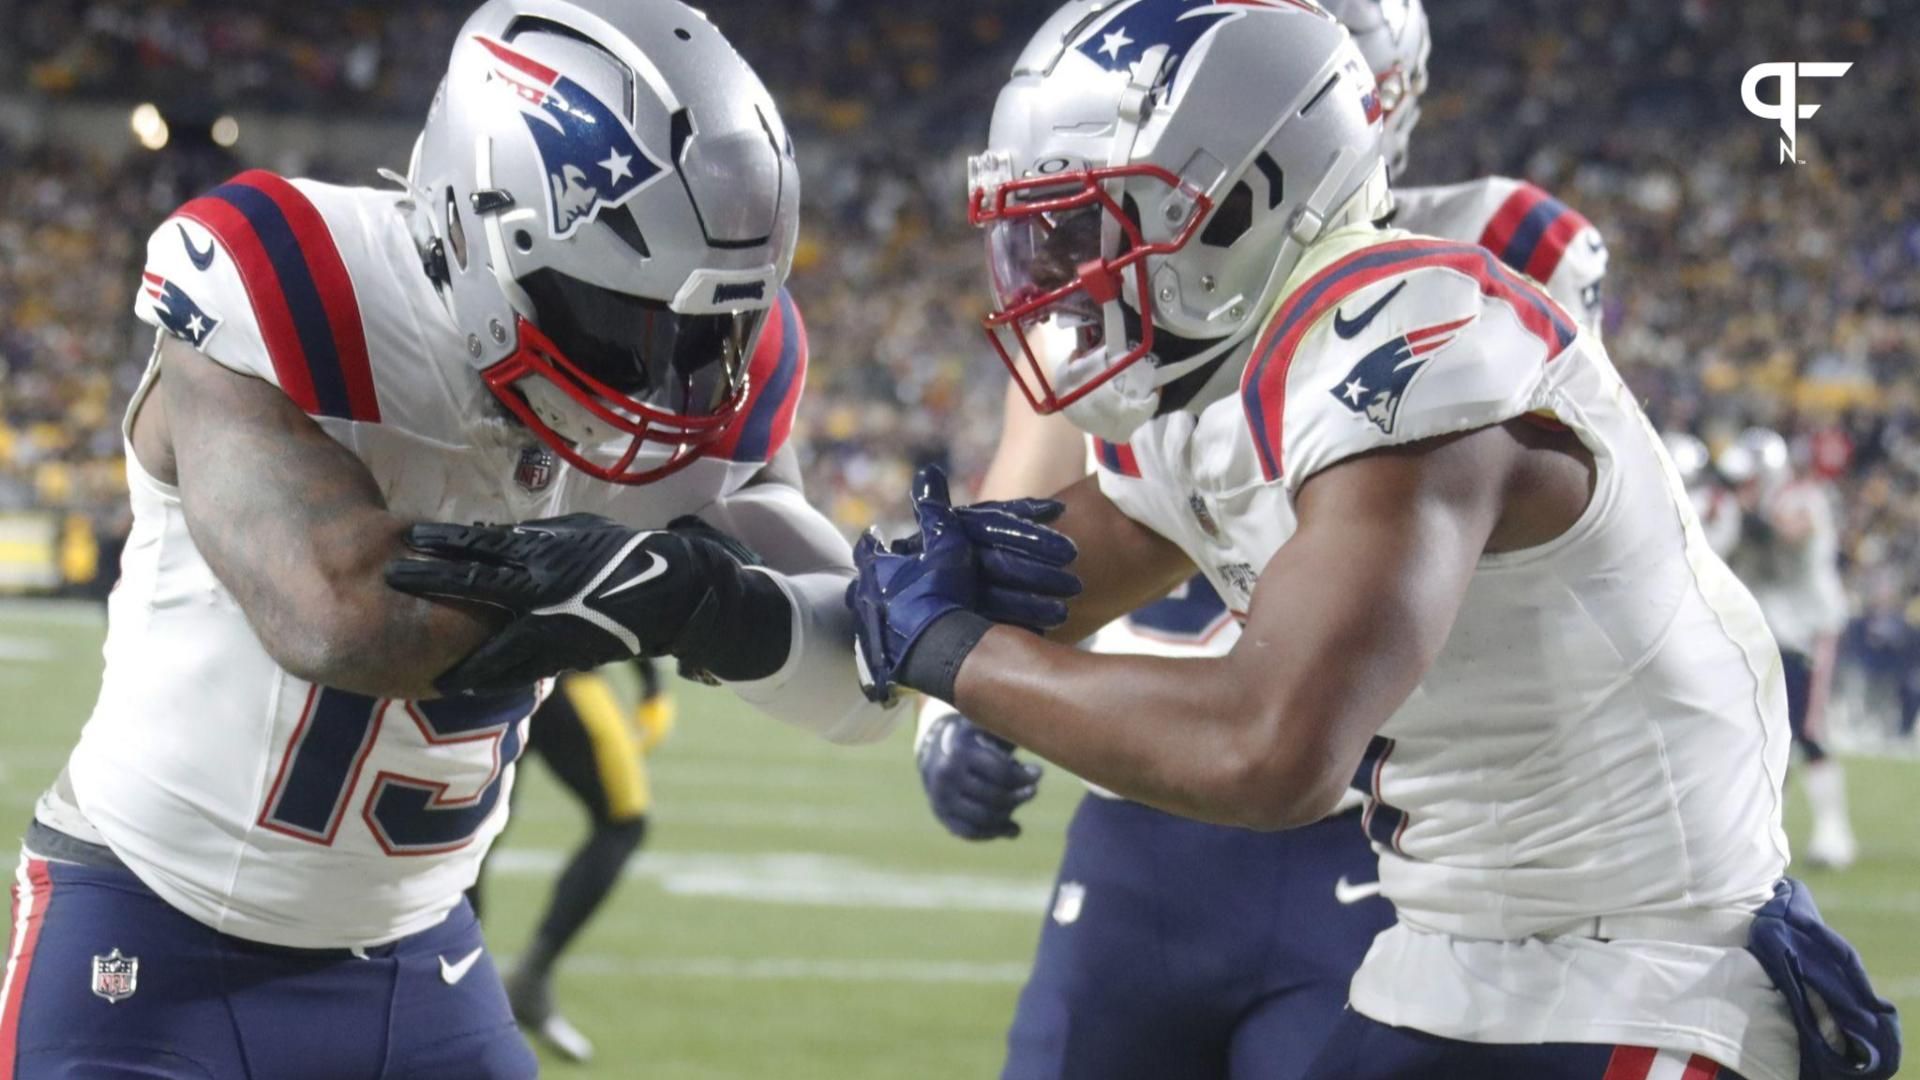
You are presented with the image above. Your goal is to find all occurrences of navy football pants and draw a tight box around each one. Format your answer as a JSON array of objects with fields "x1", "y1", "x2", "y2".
[
  {"x1": 1, "y1": 855, "x2": 535, "y2": 1079},
  {"x1": 1002, "y1": 798, "x2": 1392, "y2": 1080}
]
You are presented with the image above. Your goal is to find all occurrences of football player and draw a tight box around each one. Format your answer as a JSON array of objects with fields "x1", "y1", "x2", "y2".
[
  {"x1": 1720, "y1": 428, "x2": 1858, "y2": 870},
  {"x1": 1666, "y1": 430, "x2": 1744, "y2": 558},
  {"x1": 468, "y1": 658, "x2": 674, "y2": 1064},
  {"x1": 0, "y1": 2, "x2": 1066, "y2": 1074},
  {"x1": 854, "y1": 2, "x2": 1899, "y2": 1079},
  {"x1": 914, "y1": 2, "x2": 1618, "y2": 1075}
]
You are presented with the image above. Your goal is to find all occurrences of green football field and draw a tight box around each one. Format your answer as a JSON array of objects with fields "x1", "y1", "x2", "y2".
[{"x1": 2, "y1": 600, "x2": 1915, "y2": 1078}]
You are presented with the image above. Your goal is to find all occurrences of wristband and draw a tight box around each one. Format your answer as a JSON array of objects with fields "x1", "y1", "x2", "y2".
[{"x1": 897, "y1": 609, "x2": 994, "y2": 703}]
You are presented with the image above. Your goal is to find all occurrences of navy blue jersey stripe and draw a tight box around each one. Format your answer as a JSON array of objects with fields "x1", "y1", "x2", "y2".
[
  {"x1": 1498, "y1": 196, "x2": 1568, "y2": 281},
  {"x1": 731, "y1": 291, "x2": 801, "y2": 463},
  {"x1": 208, "y1": 182, "x2": 354, "y2": 420}
]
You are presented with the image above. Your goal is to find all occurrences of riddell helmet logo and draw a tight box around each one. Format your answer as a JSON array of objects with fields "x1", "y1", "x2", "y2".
[{"x1": 1742, "y1": 62, "x2": 1852, "y2": 165}]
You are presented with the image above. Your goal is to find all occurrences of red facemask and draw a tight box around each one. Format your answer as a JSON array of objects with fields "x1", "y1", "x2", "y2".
[
  {"x1": 969, "y1": 163, "x2": 1212, "y2": 415},
  {"x1": 480, "y1": 315, "x2": 752, "y2": 486}
]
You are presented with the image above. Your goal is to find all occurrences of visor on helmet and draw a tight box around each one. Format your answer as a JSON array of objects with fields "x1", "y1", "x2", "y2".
[
  {"x1": 518, "y1": 268, "x2": 762, "y2": 421},
  {"x1": 970, "y1": 162, "x2": 1210, "y2": 415},
  {"x1": 479, "y1": 272, "x2": 768, "y2": 486}
]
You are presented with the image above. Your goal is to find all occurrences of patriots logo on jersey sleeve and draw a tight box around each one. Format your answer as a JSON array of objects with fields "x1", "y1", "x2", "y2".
[
  {"x1": 1075, "y1": 0, "x2": 1319, "y2": 89},
  {"x1": 141, "y1": 272, "x2": 221, "y2": 347},
  {"x1": 476, "y1": 36, "x2": 666, "y2": 239},
  {"x1": 1329, "y1": 316, "x2": 1472, "y2": 434}
]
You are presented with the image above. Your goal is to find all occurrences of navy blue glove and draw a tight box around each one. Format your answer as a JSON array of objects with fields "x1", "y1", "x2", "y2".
[
  {"x1": 918, "y1": 710, "x2": 1044, "y2": 841},
  {"x1": 1748, "y1": 877, "x2": 1902, "y2": 1080},
  {"x1": 848, "y1": 466, "x2": 1078, "y2": 703}
]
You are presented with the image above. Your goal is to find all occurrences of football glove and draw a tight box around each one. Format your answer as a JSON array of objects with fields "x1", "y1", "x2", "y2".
[
  {"x1": 848, "y1": 466, "x2": 1079, "y2": 703},
  {"x1": 918, "y1": 706, "x2": 1043, "y2": 841},
  {"x1": 386, "y1": 513, "x2": 790, "y2": 696}
]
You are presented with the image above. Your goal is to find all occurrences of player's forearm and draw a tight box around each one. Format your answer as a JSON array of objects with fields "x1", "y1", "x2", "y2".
[
  {"x1": 730, "y1": 568, "x2": 911, "y2": 743},
  {"x1": 949, "y1": 628, "x2": 1346, "y2": 829},
  {"x1": 165, "y1": 342, "x2": 495, "y2": 698}
]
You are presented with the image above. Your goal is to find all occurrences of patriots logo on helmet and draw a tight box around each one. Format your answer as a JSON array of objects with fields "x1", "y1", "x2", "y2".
[
  {"x1": 476, "y1": 36, "x2": 667, "y2": 240},
  {"x1": 141, "y1": 272, "x2": 221, "y2": 348},
  {"x1": 1075, "y1": 0, "x2": 1324, "y2": 90},
  {"x1": 1329, "y1": 315, "x2": 1472, "y2": 433}
]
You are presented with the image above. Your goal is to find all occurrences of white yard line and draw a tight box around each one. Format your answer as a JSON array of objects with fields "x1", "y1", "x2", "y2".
[
  {"x1": 503, "y1": 953, "x2": 1031, "y2": 985},
  {"x1": 486, "y1": 848, "x2": 1051, "y2": 914}
]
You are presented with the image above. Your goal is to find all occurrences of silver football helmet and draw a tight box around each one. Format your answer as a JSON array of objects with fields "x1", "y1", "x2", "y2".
[
  {"x1": 1717, "y1": 427, "x2": 1792, "y2": 492},
  {"x1": 968, "y1": 0, "x2": 1390, "y2": 441},
  {"x1": 409, "y1": 0, "x2": 799, "y2": 483},
  {"x1": 1321, "y1": 0, "x2": 1431, "y2": 177}
]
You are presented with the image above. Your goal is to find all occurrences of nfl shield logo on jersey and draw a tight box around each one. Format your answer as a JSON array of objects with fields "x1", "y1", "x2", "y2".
[
  {"x1": 91, "y1": 949, "x2": 138, "y2": 1004},
  {"x1": 1052, "y1": 881, "x2": 1087, "y2": 926},
  {"x1": 514, "y1": 444, "x2": 557, "y2": 492}
]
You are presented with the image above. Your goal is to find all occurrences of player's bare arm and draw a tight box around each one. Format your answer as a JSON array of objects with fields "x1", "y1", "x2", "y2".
[
  {"x1": 1042, "y1": 473, "x2": 1197, "y2": 644},
  {"x1": 864, "y1": 419, "x2": 1591, "y2": 830},
  {"x1": 149, "y1": 336, "x2": 497, "y2": 699},
  {"x1": 979, "y1": 380, "x2": 1090, "y2": 500}
]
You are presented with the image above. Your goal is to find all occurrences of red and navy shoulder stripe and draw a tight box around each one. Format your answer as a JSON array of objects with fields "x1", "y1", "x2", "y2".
[
  {"x1": 713, "y1": 289, "x2": 807, "y2": 464},
  {"x1": 1239, "y1": 238, "x2": 1577, "y2": 482},
  {"x1": 1093, "y1": 437, "x2": 1141, "y2": 478},
  {"x1": 174, "y1": 170, "x2": 380, "y2": 423},
  {"x1": 1478, "y1": 182, "x2": 1595, "y2": 286}
]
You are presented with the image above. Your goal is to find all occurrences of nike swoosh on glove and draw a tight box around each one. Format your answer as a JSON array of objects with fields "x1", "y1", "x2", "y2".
[
  {"x1": 386, "y1": 513, "x2": 791, "y2": 696},
  {"x1": 847, "y1": 466, "x2": 1079, "y2": 703}
]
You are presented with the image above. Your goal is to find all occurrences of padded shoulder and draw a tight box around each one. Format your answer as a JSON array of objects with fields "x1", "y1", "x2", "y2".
[
  {"x1": 136, "y1": 170, "x2": 381, "y2": 422},
  {"x1": 1397, "y1": 177, "x2": 1608, "y2": 336},
  {"x1": 1239, "y1": 237, "x2": 1578, "y2": 487},
  {"x1": 712, "y1": 289, "x2": 807, "y2": 464}
]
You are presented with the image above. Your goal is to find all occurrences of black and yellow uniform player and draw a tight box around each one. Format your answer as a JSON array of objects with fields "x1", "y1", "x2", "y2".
[{"x1": 470, "y1": 657, "x2": 674, "y2": 1064}]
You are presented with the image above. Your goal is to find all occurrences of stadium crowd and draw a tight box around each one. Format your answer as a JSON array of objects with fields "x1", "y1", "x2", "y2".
[{"x1": 3, "y1": 0, "x2": 1917, "y2": 723}]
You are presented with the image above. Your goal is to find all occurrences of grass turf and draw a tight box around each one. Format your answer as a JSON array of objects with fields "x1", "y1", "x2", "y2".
[{"x1": 1, "y1": 601, "x2": 1913, "y2": 1077}]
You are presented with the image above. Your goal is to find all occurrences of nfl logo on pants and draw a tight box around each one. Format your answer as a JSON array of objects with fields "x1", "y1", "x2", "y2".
[{"x1": 91, "y1": 949, "x2": 138, "y2": 1004}]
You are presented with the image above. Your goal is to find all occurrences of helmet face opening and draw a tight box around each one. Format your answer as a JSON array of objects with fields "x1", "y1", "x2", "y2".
[
  {"x1": 970, "y1": 162, "x2": 1212, "y2": 416},
  {"x1": 480, "y1": 310, "x2": 759, "y2": 486},
  {"x1": 518, "y1": 268, "x2": 760, "y2": 418}
]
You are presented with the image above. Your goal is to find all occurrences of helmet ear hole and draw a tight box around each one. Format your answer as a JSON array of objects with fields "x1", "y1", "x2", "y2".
[
  {"x1": 1200, "y1": 182, "x2": 1254, "y2": 248},
  {"x1": 513, "y1": 229, "x2": 535, "y2": 254}
]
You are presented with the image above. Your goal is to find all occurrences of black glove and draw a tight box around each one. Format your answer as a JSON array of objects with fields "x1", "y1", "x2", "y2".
[{"x1": 386, "y1": 513, "x2": 791, "y2": 695}]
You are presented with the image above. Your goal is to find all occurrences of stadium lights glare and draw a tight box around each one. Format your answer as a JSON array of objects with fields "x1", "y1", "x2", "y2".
[
  {"x1": 130, "y1": 104, "x2": 170, "y2": 151},
  {"x1": 211, "y1": 116, "x2": 241, "y2": 148}
]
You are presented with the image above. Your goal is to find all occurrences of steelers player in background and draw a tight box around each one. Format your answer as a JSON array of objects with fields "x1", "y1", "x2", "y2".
[
  {"x1": 470, "y1": 659, "x2": 676, "y2": 1063},
  {"x1": 1719, "y1": 428, "x2": 1859, "y2": 870}
]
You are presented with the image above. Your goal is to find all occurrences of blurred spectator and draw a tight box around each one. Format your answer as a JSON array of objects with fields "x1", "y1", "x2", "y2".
[{"x1": 2, "y1": 0, "x2": 1917, "y2": 676}]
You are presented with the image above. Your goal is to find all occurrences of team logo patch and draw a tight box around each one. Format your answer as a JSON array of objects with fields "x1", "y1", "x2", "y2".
[
  {"x1": 1074, "y1": 1, "x2": 1317, "y2": 89},
  {"x1": 91, "y1": 948, "x2": 138, "y2": 1003},
  {"x1": 1330, "y1": 316, "x2": 1473, "y2": 434},
  {"x1": 476, "y1": 36, "x2": 667, "y2": 239},
  {"x1": 1188, "y1": 493, "x2": 1222, "y2": 540},
  {"x1": 1052, "y1": 881, "x2": 1086, "y2": 926},
  {"x1": 514, "y1": 444, "x2": 557, "y2": 493},
  {"x1": 141, "y1": 272, "x2": 221, "y2": 347}
]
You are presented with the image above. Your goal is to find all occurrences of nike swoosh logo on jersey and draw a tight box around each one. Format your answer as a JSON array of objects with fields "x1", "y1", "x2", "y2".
[
  {"x1": 1332, "y1": 281, "x2": 1407, "y2": 339},
  {"x1": 1333, "y1": 876, "x2": 1383, "y2": 905},
  {"x1": 598, "y1": 551, "x2": 669, "y2": 600},
  {"x1": 178, "y1": 224, "x2": 217, "y2": 271},
  {"x1": 439, "y1": 947, "x2": 485, "y2": 985}
]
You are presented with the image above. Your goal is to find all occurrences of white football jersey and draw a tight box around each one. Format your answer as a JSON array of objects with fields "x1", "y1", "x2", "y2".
[
  {"x1": 1094, "y1": 223, "x2": 1797, "y2": 1079},
  {"x1": 57, "y1": 170, "x2": 890, "y2": 949},
  {"x1": 1395, "y1": 177, "x2": 1608, "y2": 337},
  {"x1": 1728, "y1": 480, "x2": 1848, "y2": 654}
]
